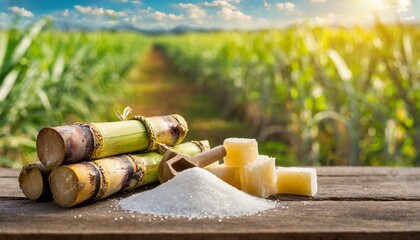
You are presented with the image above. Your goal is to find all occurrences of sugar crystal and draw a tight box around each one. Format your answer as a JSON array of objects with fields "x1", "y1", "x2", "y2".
[{"x1": 119, "y1": 167, "x2": 276, "y2": 219}]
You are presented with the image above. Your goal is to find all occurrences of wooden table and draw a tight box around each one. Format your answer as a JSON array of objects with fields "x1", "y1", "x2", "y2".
[{"x1": 1, "y1": 167, "x2": 419, "y2": 239}]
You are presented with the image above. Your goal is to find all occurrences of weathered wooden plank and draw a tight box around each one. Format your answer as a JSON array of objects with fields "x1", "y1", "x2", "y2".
[
  {"x1": 0, "y1": 198, "x2": 419, "y2": 240},
  {"x1": 0, "y1": 178, "x2": 24, "y2": 199},
  {"x1": 1, "y1": 167, "x2": 420, "y2": 239},
  {"x1": 273, "y1": 174, "x2": 420, "y2": 201},
  {"x1": 315, "y1": 166, "x2": 420, "y2": 176},
  {"x1": 3, "y1": 166, "x2": 419, "y2": 177},
  {"x1": 2, "y1": 167, "x2": 420, "y2": 200},
  {"x1": 0, "y1": 168, "x2": 19, "y2": 177}
]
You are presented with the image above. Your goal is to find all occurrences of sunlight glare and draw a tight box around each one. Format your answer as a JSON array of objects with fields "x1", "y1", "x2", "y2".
[
  {"x1": 371, "y1": 0, "x2": 385, "y2": 10},
  {"x1": 370, "y1": 0, "x2": 412, "y2": 12}
]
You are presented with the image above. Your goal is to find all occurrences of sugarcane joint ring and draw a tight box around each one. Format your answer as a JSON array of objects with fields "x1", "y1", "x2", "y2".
[
  {"x1": 130, "y1": 115, "x2": 157, "y2": 152},
  {"x1": 126, "y1": 154, "x2": 146, "y2": 189},
  {"x1": 88, "y1": 123, "x2": 105, "y2": 159},
  {"x1": 191, "y1": 140, "x2": 210, "y2": 152}
]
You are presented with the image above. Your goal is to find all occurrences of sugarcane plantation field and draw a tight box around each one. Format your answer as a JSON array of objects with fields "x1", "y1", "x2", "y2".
[{"x1": 1, "y1": 20, "x2": 420, "y2": 167}]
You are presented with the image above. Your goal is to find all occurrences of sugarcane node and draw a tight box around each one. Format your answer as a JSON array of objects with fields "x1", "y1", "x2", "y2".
[
  {"x1": 133, "y1": 171, "x2": 143, "y2": 181},
  {"x1": 171, "y1": 114, "x2": 189, "y2": 144},
  {"x1": 156, "y1": 143, "x2": 170, "y2": 155},
  {"x1": 158, "y1": 145, "x2": 227, "y2": 183},
  {"x1": 191, "y1": 140, "x2": 210, "y2": 152}
]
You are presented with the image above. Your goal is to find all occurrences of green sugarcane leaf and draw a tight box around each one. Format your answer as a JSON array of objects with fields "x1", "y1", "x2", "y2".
[{"x1": 0, "y1": 70, "x2": 19, "y2": 101}]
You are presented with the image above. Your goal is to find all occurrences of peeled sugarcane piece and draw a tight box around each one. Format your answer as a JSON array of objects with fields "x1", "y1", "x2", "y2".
[
  {"x1": 49, "y1": 141, "x2": 209, "y2": 208},
  {"x1": 37, "y1": 114, "x2": 188, "y2": 169},
  {"x1": 205, "y1": 163, "x2": 241, "y2": 189},
  {"x1": 223, "y1": 138, "x2": 258, "y2": 167},
  {"x1": 275, "y1": 167, "x2": 318, "y2": 197},
  {"x1": 18, "y1": 163, "x2": 52, "y2": 201},
  {"x1": 241, "y1": 155, "x2": 277, "y2": 198}
]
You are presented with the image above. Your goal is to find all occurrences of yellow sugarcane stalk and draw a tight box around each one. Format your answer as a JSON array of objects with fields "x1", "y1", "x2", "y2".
[{"x1": 49, "y1": 140, "x2": 209, "y2": 208}]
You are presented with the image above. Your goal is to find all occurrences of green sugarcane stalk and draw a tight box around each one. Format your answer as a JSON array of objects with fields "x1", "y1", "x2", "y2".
[{"x1": 37, "y1": 113, "x2": 189, "y2": 169}]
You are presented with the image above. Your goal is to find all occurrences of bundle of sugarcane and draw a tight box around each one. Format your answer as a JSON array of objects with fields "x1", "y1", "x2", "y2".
[
  {"x1": 19, "y1": 141, "x2": 209, "y2": 206},
  {"x1": 19, "y1": 109, "x2": 210, "y2": 207}
]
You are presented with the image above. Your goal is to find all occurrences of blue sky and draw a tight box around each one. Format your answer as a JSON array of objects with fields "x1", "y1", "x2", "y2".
[{"x1": 0, "y1": 0, "x2": 418, "y2": 30}]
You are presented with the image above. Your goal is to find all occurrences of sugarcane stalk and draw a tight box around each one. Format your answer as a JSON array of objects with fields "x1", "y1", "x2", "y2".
[
  {"x1": 37, "y1": 114, "x2": 188, "y2": 169},
  {"x1": 18, "y1": 163, "x2": 52, "y2": 201},
  {"x1": 49, "y1": 140, "x2": 209, "y2": 208}
]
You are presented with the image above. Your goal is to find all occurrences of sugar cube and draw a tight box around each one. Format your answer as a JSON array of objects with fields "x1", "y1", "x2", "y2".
[
  {"x1": 275, "y1": 167, "x2": 317, "y2": 197},
  {"x1": 223, "y1": 138, "x2": 258, "y2": 167},
  {"x1": 241, "y1": 155, "x2": 276, "y2": 198},
  {"x1": 206, "y1": 163, "x2": 241, "y2": 189}
]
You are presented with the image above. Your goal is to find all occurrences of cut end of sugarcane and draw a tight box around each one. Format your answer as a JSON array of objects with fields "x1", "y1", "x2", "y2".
[
  {"x1": 49, "y1": 167, "x2": 78, "y2": 208},
  {"x1": 19, "y1": 166, "x2": 45, "y2": 200},
  {"x1": 37, "y1": 128, "x2": 66, "y2": 169}
]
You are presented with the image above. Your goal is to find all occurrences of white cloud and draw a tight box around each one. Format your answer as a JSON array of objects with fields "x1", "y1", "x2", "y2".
[
  {"x1": 203, "y1": 0, "x2": 251, "y2": 21},
  {"x1": 204, "y1": 0, "x2": 236, "y2": 10},
  {"x1": 264, "y1": 1, "x2": 272, "y2": 9},
  {"x1": 153, "y1": 11, "x2": 183, "y2": 21},
  {"x1": 402, "y1": 15, "x2": 415, "y2": 21},
  {"x1": 113, "y1": 0, "x2": 142, "y2": 6},
  {"x1": 309, "y1": 13, "x2": 336, "y2": 25},
  {"x1": 310, "y1": 0, "x2": 327, "y2": 3},
  {"x1": 175, "y1": 3, "x2": 207, "y2": 19},
  {"x1": 107, "y1": 9, "x2": 126, "y2": 17},
  {"x1": 372, "y1": 0, "x2": 412, "y2": 13},
  {"x1": 395, "y1": 0, "x2": 411, "y2": 12},
  {"x1": 139, "y1": 7, "x2": 153, "y2": 14},
  {"x1": 304, "y1": 13, "x2": 377, "y2": 27},
  {"x1": 276, "y1": 2, "x2": 295, "y2": 11},
  {"x1": 0, "y1": 12, "x2": 8, "y2": 18},
  {"x1": 131, "y1": 1, "x2": 142, "y2": 6},
  {"x1": 219, "y1": 7, "x2": 251, "y2": 20},
  {"x1": 74, "y1": 5, "x2": 126, "y2": 17},
  {"x1": 9, "y1": 6, "x2": 34, "y2": 17},
  {"x1": 169, "y1": 14, "x2": 184, "y2": 20},
  {"x1": 152, "y1": 11, "x2": 166, "y2": 21},
  {"x1": 124, "y1": 15, "x2": 142, "y2": 23},
  {"x1": 62, "y1": 9, "x2": 70, "y2": 17},
  {"x1": 74, "y1": 5, "x2": 90, "y2": 14}
]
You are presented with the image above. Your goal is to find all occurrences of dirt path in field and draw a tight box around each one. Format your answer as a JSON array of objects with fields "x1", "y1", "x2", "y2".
[
  {"x1": 126, "y1": 46, "x2": 196, "y2": 116},
  {"x1": 122, "y1": 45, "x2": 251, "y2": 145}
]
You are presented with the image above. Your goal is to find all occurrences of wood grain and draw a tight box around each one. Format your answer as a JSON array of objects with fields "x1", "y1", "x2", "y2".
[
  {"x1": 0, "y1": 178, "x2": 24, "y2": 199},
  {"x1": 0, "y1": 199, "x2": 419, "y2": 240},
  {"x1": 3, "y1": 167, "x2": 420, "y2": 200},
  {"x1": 1, "y1": 167, "x2": 420, "y2": 240},
  {"x1": 0, "y1": 168, "x2": 19, "y2": 177}
]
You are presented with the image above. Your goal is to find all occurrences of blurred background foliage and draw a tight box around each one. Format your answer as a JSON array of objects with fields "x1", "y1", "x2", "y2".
[
  {"x1": 156, "y1": 21, "x2": 420, "y2": 167},
  {"x1": 0, "y1": 18, "x2": 151, "y2": 167},
  {"x1": 1, "y1": 17, "x2": 419, "y2": 167}
]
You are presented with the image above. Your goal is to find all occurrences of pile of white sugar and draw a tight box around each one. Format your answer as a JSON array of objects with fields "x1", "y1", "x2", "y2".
[{"x1": 119, "y1": 167, "x2": 276, "y2": 219}]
